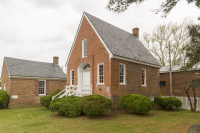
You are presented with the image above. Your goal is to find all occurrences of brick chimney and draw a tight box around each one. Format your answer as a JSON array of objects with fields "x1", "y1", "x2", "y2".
[
  {"x1": 53, "y1": 56, "x2": 59, "y2": 64},
  {"x1": 132, "y1": 27, "x2": 139, "y2": 39}
]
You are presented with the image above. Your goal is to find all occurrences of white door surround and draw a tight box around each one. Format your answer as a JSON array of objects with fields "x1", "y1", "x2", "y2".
[{"x1": 77, "y1": 62, "x2": 92, "y2": 95}]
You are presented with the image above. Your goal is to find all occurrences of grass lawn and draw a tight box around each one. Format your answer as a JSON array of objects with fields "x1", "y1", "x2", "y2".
[{"x1": 0, "y1": 107, "x2": 199, "y2": 133}]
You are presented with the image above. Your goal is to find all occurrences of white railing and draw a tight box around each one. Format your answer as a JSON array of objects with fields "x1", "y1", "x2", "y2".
[
  {"x1": 162, "y1": 96, "x2": 200, "y2": 111},
  {"x1": 52, "y1": 85, "x2": 92, "y2": 100}
]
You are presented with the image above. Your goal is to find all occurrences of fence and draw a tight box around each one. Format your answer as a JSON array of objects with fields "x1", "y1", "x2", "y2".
[{"x1": 162, "y1": 96, "x2": 200, "y2": 111}]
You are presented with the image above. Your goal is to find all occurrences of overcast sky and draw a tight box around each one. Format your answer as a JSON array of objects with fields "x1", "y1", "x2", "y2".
[{"x1": 0, "y1": 0, "x2": 199, "y2": 75}]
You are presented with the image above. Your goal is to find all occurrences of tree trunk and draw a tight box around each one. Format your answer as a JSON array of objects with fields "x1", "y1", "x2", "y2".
[
  {"x1": 186, "y1": 92, "x2": 194, "y2": 112},
  {"x1": 192, "y1": 86, "x2": 197, "y2": 112},
  {"x1": 184, "y1": 86, "x2": 194, "y2": 112}
]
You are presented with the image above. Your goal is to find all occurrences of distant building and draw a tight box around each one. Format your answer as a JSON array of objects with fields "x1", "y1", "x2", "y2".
[
  {"x1": 159, "y1": 65, "x2": 200, "y2": 97},
  {"x1": 1, "y1": 56, "x2": 67, "y2": 108}
]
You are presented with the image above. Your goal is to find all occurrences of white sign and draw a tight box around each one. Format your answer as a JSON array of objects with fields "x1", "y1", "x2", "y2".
[
  {"x1": 11, "y1": 95, "x2": 18, "y2": 99},
  {"x1": 106, "y1": 87, "x2": 109, "y2": 92},
  {"x1": 149, "y1": 97, "x2": 154, "y2": 101}
]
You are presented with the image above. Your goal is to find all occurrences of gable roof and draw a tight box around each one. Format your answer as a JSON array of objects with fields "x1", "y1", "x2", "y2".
[
  {"x1": 66, "y1": 12, "x2": 161, "y2": 68},
  {"x1": 3, "y1": 57, "x2": 66, "y2": 80}
]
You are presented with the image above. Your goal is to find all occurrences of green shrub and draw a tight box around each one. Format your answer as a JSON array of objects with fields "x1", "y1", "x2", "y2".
[
  {"x1": 120, "y1": 94, "x2": 152, "y2": 114},
  {"x1": 40, "y1": 89, "x2": 61, "y2": 109},
  {"x1": 49, "y1": 96, "x2": 82, "y2": 118},
  {"x1": 154, "y1": 97, "x2": 168, "y2": 109},
  {"x1": 79, "y1": 94, "x2": 113, "y2": 118},
  {"x1": 154, "y1": 97, "x2": 182, "y2": 110},
  {"x1": 0, "y1": 90, "x2": 8, "y2": 109}
]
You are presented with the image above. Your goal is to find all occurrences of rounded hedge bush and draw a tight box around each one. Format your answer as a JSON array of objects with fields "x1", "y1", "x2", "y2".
[
  {"x1": 154, "y1": 97, "x2": 182, "y2": 110},
  {"x1": 120, "y1": 94, "x2": 152, "y2": 114},
  {"x1": 49, "y1": 96, "x2": 82, "y2": 118},
  {"x1": 40, "y1": 89, "x2": 61, "y2": 109},
  {"x1": 79, "y1": 94, "x2": 113, "y2": 118},
  {"x1": 0, "y1": 90, "x2": 9, "y2": 109},
  {"x1": 154, "y1": 97, "x2": 168, "y2": 109}
]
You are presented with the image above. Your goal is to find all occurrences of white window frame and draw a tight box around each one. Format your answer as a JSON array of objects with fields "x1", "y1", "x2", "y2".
[
  {"x1": 97, "y1": 63, "x2": 104, "y2": 85},
  {"x1": 119, "y1": 63, "x2": 126, "y2": 85},
  {"x1": 142, "y1": 68, "x2": 146, "y2": 86},
  {"x1": 39, "y1": 80, "x2": 46, "y2": 95},
  {"x1": 70, "y1": 69, "x2": 75, "y2": 86},
  {"x1": 82, "y1": 39, "x2": 87, "y2": 58},
  {"x1": 4, "y1": 84, "x2": 6, "y2": 91}
]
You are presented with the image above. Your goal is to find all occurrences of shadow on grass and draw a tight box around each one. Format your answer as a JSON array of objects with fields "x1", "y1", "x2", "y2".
[
  {"x1": 51, "y1": 112, "x2": 115, "y2": 121},
  {"x1": 105, "y1": 109, "x2": 155, "y2": 118}
]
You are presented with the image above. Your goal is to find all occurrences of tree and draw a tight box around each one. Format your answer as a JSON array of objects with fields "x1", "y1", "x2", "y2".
[
  {"x1": 107, "y1": 0, "x2": 200, "y2": 18},
  {"x1": 142, "y1": 19, "x2": 192, "y2": 66},
  {"x1": 180, "y1": 25, "x2": 200, "y2": 112}
]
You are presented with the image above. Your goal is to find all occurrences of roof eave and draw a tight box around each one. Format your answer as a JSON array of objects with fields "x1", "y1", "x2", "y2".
[
  {"x1": 10, "y1": 76, "x2": 67, "y2": 81},
  {"x1": 112, "y1": 55, "x2": 162, "y2": 68}
]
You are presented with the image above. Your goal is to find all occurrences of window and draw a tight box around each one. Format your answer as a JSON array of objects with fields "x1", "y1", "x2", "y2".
[
  {"x1": 97, "y1": 63, "x2": 104, "y2": 84},
  {"x1": 70, "y1": 70, "x2": 74, "y2": 86},
  {"x1": 142, "y1": 69, "x2": 146, "y2": 86},
  {"x1": 39, "y1": 81, "x2": 46, "y2": 95},
  {"x1": 120, "y1": 64, "x2": 126, "y2": 84},
  {"x1": 160, "y1": 81, "x2": 166, "y2": 87},
  {"x1": 82, "y1": 39, "x2": 87, "y2": 58}
]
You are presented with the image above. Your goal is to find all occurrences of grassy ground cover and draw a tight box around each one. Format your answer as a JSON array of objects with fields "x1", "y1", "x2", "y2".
[{"x1": 0, "y1": 107, "x2": 199, "y2": 133}]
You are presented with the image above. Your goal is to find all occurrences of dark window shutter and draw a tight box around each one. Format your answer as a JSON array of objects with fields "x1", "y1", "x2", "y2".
[
  {"x1": 35, "y1": 80, "x2": 39, "y2": 95},
  {"x1": 46, "y1": 80, "x2": 49, "y2": 95}
]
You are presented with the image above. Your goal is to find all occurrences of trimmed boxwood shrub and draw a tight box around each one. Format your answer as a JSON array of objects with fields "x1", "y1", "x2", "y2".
[
  {"x1": 40, "y1": 89, "x2": 61, "y2": 109},
  {"x1": 120, "y1": 94, "x2": 152, "y2": 114},
  {"x1": 79, "y1": 94, "x2": 113, "y2": 118},
  {"x1": 49, "y1": 96, "x2": 82, "y2": 118},
  {"x1": 0, "y1": 90, "x2": 9, "y2": 109},
  {"x1": 154, "y1": 97, "x2": 182, "y2": 110},
  {"x1": 154, "y1": 97, "x2": 168, "y2": 109}
]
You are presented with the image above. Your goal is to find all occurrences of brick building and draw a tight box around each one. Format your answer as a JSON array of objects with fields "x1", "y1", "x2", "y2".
[
  {"x1": 160, "y1": 65, "x2": 200, "y2": 97},
  {"x1": 1, "y1": 56, "x2": 66, "y2": 108},
  {"x1": 66, "y1": 12, "x2": 162, "y2": 109}
]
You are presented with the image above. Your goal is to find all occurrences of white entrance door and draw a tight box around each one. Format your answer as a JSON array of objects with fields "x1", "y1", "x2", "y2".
[{"x1": 82, "y1": 71, "x2": 90, "y2": 94}]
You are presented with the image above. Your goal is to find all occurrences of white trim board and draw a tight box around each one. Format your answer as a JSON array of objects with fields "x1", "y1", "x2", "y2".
[
  {"x1": 113, "y1": 55, "x2": 161, "y2": 68},
  {"x1": 65, "y1": 12, "x2": 113, "y2": 67},
  {"x1": 10, "y1": 76, "x2": 66, "y2": 81}
]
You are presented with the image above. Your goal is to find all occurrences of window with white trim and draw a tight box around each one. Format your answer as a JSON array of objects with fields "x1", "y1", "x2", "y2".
[
  {"x1": 70, "y1": 70, "x2": 74, "y2": 85},
  {"x1": 120, "y1": 64, "x2": 126, "y2": 84},
  {"x1": 98, "y1": 63, "x2": 104, "y2": 84},
  {"x1": 82, "y1": 39, "x2": 87, "y2": 58},
  {"x1": 142, "y1": 69, "x2": 146, "y2": 86},
  {"x1": 39, "y1": 80, "x2": 46, "y2": 95}
]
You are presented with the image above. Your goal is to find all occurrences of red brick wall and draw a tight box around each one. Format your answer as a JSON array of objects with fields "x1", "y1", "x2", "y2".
[
  {"x1": 111, "y1": 59, "x2": 159, "y2": 97},
  {"x1": 1, "y1": 60, "x2": 10, "y2": 94},
  {"x1": 111, "y1": 59, "x2": 160, "y2": 108},
  {"x1": 160, "y1": 71, "x2": 200, "y2": 97},
  {"x1": 67, "y1": 16, "x2": 111, "y2": 97},
  {"x1": 8, "y1": 79, "x2": 66, "y2": 108}
]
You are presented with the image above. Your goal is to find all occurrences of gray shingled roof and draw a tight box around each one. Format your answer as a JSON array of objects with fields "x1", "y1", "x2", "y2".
[
  {"x1": 85, "y1": 12, "x2": 161, "y2": 67},
  {"x1": 4, "y1": 57, "x2": 66, "y2": 79},
  {"x1": 160, "y1": 64, "x2": 200, "y2": 73}
]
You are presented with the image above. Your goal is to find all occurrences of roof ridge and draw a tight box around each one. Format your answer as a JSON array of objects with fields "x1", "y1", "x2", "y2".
[
  {"x1": 4, "y1": 56, "x2": 56, "y2": 65},
  {"x1": 84, "y1": 12, "x2": 135, "y2": 37}
]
